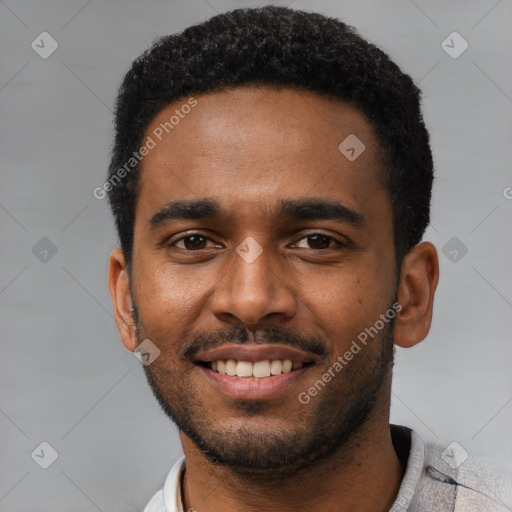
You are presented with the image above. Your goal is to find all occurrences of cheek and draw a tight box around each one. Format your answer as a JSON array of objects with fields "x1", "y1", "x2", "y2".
[
  {"x1": 303, "y1": 261, "x2": 392, "y2": 349},
  {"x1": 134, "y1": 262, "x2": 206, "y2": 338}
]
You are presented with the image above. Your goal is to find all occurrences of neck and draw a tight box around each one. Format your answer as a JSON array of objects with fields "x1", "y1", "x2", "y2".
[{"x1": 179, "y1": 402, "x2": 404, "y2": 512}]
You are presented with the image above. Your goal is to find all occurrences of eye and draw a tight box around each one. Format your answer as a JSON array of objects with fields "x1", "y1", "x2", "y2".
[
  {"x1": 168, "y1": 234, "x2": 220, "y2": 251},
  {"x1": 293, "y1": 233, "x2": 346, "y2": 250},
  {"x1": 166, "y1": 232, "x2": 346, "y2": 252}
]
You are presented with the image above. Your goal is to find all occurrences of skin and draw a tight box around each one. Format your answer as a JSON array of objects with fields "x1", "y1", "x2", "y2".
[{"x1": 108, "y1": 86, "x2": 439, "y2": 512}]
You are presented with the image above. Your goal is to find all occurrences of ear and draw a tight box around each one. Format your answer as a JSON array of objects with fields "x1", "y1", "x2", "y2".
[
  {"x1": 394, "y1": 241, "x2": 439, "y2": 348},
  {"x1": 108, "y1": 247, "x2": 138, "y2": 352}
]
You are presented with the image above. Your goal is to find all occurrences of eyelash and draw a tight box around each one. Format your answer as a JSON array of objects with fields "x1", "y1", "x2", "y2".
[{"x1": 166, "y1": 232, "x2": 347, "y2": 250}]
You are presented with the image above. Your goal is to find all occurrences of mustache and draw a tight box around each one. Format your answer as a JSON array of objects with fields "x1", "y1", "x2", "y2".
[{"x1": 181, "y1": 325, "x2": 328, "y2": 361}]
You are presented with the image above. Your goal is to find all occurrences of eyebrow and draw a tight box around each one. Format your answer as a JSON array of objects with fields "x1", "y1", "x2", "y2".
[{"x1": 148, "y1": 197, "x2": 367, "y2": 231}]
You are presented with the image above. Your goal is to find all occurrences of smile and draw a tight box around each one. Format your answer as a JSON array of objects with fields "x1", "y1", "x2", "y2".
[
  {"x1": 193, "y1": 344, "x2": 318, "y2": 400},
  {"x1": 205, "y1": 359, "x2": 307, "y2": 378}
]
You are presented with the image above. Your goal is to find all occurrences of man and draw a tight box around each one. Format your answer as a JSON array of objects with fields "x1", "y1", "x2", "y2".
[{"x1": 106, "y1": 6, "x2": 509, "y2": 512}]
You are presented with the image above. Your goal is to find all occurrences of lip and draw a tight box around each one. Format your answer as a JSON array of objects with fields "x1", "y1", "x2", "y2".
[
  {"x1": 194, "y1": 343, "x2": 316, "y2": 364},
  {"x1": 194, "y1": 344, "x2": 318, "y2": 401},
  {"x1": 199, "y1": 364, "x2": 312, "y2": 400}
]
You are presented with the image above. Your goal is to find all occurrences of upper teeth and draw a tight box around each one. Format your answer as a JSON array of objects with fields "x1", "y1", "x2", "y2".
[{"x1": 211, "y1": 359, "x2": 303, "y2": 378}]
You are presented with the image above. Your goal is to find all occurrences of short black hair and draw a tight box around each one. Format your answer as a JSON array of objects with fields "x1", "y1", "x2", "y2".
[{"x1": 106, "y1": 6, "x2": 433, "y2": 272}]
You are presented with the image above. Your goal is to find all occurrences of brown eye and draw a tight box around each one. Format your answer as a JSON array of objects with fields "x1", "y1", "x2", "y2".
[
  {"x1": 292, "y1": 233, "x2": 348, "y2": 251},
  {"x1": 306, "y1": 234, "x2": 332, "y2": 249},
  {"x1": 183, "y1": 236, "x2": 207, "y2": 250},
  {"x1": 169, "y1": 235, "x2": 212, "y2": 250}
]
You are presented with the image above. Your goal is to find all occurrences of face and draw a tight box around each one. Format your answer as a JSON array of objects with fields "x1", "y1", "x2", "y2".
[{"x1": 124, "y1": 86, "x2": 400, "y2": 471}]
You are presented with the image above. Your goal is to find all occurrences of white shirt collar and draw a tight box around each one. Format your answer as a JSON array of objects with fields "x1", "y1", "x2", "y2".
[
  {"x1": 157, "y1": 428, "x2": 426, "y2": 512},
  {"x1": 162, "y1": 455, "x2": 186, "y2": 512},
  {"x1": 388, "y1": 428, "x2": 425, "y2": 511}
]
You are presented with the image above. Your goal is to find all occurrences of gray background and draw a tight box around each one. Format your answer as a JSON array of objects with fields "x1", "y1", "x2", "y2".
[{"x1": 1, "y1": 0, "x2": 511, "y2": 510}]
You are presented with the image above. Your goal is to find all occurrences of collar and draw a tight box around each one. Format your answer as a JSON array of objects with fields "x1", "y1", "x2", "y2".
[
  {"x1": 162, "y1": 426, "x2": 425, "y2": 512},
  {"x1": 162, "y1": 455, "x2": 186, "y2": 512},
  {"x1": 389, "y1": 426, "x2": 426, "y2": 511}
]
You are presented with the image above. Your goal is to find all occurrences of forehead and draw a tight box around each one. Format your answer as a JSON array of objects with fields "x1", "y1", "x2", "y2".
[{"x1": 135, "y1": 86, "x2": 390, "y2": 230}]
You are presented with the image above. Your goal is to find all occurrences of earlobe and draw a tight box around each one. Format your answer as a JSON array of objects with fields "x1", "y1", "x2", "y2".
[
  {"x1": 393, "y1": 242, "x2": 439, "y2": 349},
  {"x1": 107, "y1": 248, "x2": 138, "y2": 352}
]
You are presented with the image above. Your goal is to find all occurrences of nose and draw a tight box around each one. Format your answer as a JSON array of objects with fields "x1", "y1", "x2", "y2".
[{"x1": 211, "y1": 238, "x2": 297, "y2": 328}]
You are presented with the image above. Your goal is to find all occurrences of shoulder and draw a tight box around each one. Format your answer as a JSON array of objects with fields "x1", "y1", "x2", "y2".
[
  {"x1": 142, "y1": 456, "x2": 186, "y2": 512},
  {"x1": 390, "y1": 425, "x2": 511, "y2": 511},
  {"x1": 419, "y1": 438, "x2": 512, "y2": 511},
  {"x1": 143, "y1": 489, "x2": 165, "y2": 512}
]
